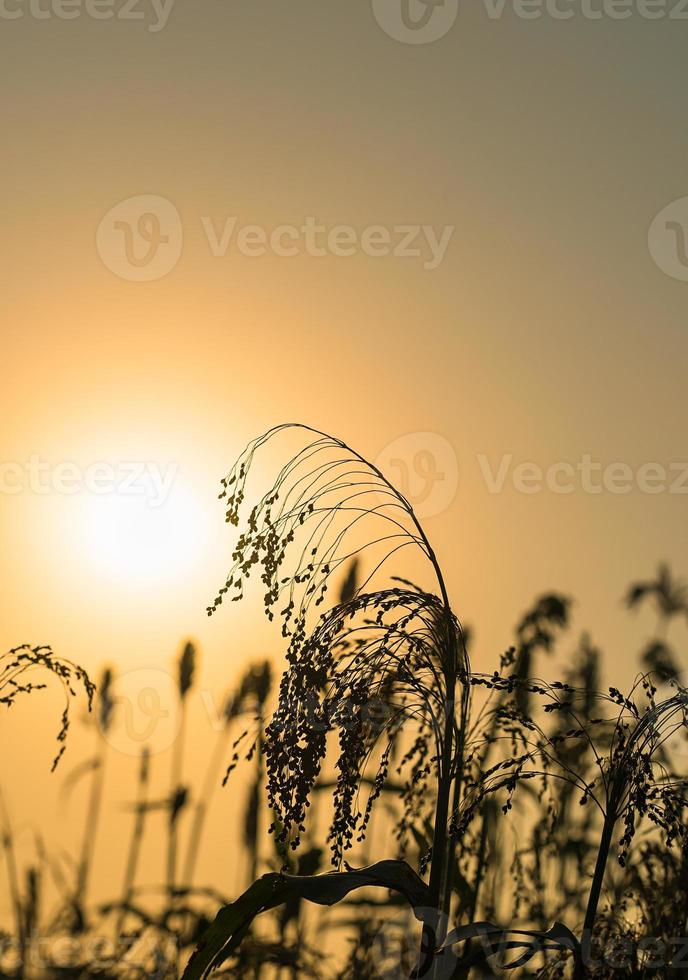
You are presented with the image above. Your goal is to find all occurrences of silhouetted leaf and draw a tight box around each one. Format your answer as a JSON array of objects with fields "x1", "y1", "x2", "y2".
[
  {"x1": 182, "y1": 860, "x2": 430, "y2": 978},
  {"x1": 441, "y1": 919, "x2": 579, "y2": 970}
]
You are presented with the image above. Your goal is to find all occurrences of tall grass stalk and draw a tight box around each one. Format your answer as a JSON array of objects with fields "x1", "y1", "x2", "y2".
[
  {"x1": 167, "y1": 642, "x2": 196, "y2": 900},
  {"x1": 181, "y1": 711, "x2": 232, "y2": 890},
  {"x1": 574, "y1": 687, "x2": 688, "y2": 977},
  {"x1": 183, "y1": 661, "x2": 272, "y2": 889},
  {"x1": 0, "y1": 789, "x2": 25, "y2": 965},
  {"x1": 75, "y1": 668, "x2": 114, "y2": 917},
  {"x1": 116, "y1": 746, "x2": 150, "y2": 941}
]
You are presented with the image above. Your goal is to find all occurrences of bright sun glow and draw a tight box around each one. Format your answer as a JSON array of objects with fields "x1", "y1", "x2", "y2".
[{"x1": 81, "y1": 479, "x2": 210, "y2": 586}]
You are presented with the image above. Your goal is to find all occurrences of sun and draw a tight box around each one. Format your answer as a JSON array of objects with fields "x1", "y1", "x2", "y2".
[{"x1": 80, "y1": 475, "x2": 210, "y2": 586}]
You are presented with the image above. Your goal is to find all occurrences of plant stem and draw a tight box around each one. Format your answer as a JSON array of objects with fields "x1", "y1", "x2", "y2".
[
  {"x1": 247, "y1": 735, "x2": 264, "y2": 885},
  {"x1": 576, "y1": 810, "x2": 616, "y2": 979},
  {"x1": 419, "y1": 616, "x2": 460, "y2": 979},
  {"x1": 167, "y1": 696, "x2": 187, "y2": 901},
  {"x1": 441, "y1": 675, "x2": 470, "y2": 923},
  {"x1": 468, "y1": 804, "x2": 489, "y2": 924},
  {"x1": 116, "y1": 748, "x2": 150, "y2": 941},
  {"x1": 76, "y1": 733, "x2": 106, "y2": 919},
  {"x1": 182, "y1": 724, "x2": 231, "y2": 888},
  {"x1": 0, "y1": 791, "x2": 25, "y2": 970}
]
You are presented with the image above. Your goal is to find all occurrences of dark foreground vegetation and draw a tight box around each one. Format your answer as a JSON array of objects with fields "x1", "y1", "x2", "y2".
[{"x1": 2, "y1": 425, "x2": 688, "y2": 979}]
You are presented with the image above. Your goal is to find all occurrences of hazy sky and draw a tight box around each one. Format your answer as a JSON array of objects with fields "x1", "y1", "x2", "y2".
[{"x1": 1, "y1": 0, "x2": 687, "y2": 914}]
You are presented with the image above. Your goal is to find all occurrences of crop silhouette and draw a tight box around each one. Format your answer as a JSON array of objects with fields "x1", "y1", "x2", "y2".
[
  {"x1": 0, "y1": 644, "x2": 94, "y2": 771},
  {"x1": 116, "y1": 745, "x2": 151, "y2": 942},
  {"x1": 0, "y1": 644, "x2": 93, "y2": 970},
  {"x1": 168, "y1": 642, "x2": 197, "y2": 908},
  {"x1": 191, "y1": 423, "x2": 474, "y2": 978},
  {"x1": 74, "y1": 666, "x2": 115, "y2": 921},
  {"x1": 4, "y1": 430, "x2": 688, "y2": 980},
  {"x1": 180, "y1": 425, "x2": 688, "y2": 980},
  {"x1": 625, "y1": 564, "x2": 688, "y2": 679}
]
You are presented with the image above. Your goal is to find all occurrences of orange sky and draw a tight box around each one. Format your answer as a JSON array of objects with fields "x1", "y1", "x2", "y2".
[{"x1": 1, "y1": 0, "x2": 687, "y2": 923}]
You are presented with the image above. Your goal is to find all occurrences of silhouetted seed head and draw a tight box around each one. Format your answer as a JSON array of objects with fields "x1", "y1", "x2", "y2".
[
  {"x1": 338, "y1": 558, "x2": 360, "y2": 605},
  {"x1": 455, "y1": 671, "x2": 688, "y2": 871},
  {"x1": 641, "y1": 640, "x2": 679, "y2": 680},
  {"x1": 98, "y1": 666, "x2": 115, "y2": 734},
  {"x1": 625, "y1": 563, "x2": 688, "y2": 619},
  {"x1": 209, "y1": 425, "x2": 469, "y2": 865},
  {"x1": 178, "y1": 642, "x2": 197, "y2": 700},
  {"x1": 516, "y1": 594, "x2": 571, "y2": 654},
  {"x1": 224, "y1": 661, "x2": 273, "y2": 724},
  {"x1": 0, "y1": 645, "x2": 94, "y2": 770}
]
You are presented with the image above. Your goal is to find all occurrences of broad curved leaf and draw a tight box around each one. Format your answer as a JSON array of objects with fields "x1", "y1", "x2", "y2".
[
  {"x1": 182, "y1": 859, "x2": 430, "y2": 979},
  {"x1": 442, "y1": 919, "x2": 578, "y2": 951}
]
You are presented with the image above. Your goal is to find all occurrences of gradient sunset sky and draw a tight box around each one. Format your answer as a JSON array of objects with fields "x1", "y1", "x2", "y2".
[{"x1": 1, "y1": 0, "x2": 687, "y2": 913}]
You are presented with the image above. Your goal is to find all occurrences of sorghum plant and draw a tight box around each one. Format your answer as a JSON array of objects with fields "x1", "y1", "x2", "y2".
[
  {"x1": 183, "y1": 427, "x2": 688, "y2": 980},
  {"x1": 450, "y1": 671, "x2": 688, "y2": 976},
  {"x1": 185, "y1": 423, "x2": 472, "y2": 977}
]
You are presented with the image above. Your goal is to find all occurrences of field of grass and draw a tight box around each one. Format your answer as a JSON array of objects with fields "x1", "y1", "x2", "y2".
[{"x1": 2, "y1": 425, "x2": 688, "y2": 980}]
